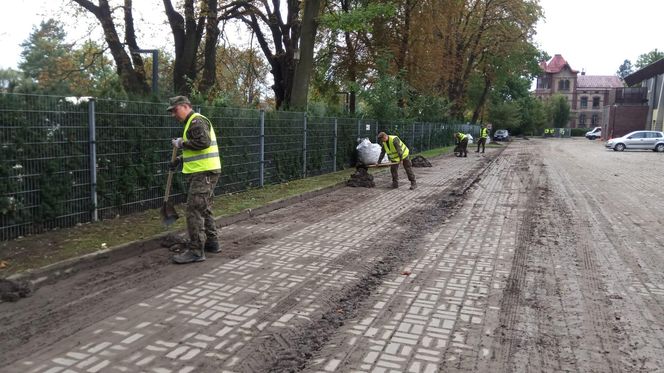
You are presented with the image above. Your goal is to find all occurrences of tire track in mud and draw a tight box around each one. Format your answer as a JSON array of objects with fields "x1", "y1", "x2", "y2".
[
  {"x1": 491, "y1": 149, "x2": 546, "y2": 371},
  {"x1": 491, "y1": 141, "x2": 624, "y2": 372},
  {"x1": 230, "y1": 160, "x2": 494, "y2": 373},
  {"x1": 0, "y1": 189, "x2": 373, "y2": 367},
  {"x1": 544, "y1": 145, "x2": 664, "y2": 371}
]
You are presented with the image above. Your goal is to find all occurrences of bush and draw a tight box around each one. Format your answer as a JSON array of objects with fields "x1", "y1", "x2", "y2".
[{"x1": 571, "y1": 128, "x2": 588, "y2": 137}]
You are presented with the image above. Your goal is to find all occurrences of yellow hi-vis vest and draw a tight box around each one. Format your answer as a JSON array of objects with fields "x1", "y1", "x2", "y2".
[
  {"x1": 456, "y1": 133, "x2": 468, "y2": 141},
  {"x1": 182, "y1": 113, "x2": 221, "y2": 174},
  {"x1": 381, "y1": 135, "x2": 409, "y2": 162},
  {"x1": 480, "y1": 127, "x2": 488, "y2": 138}
]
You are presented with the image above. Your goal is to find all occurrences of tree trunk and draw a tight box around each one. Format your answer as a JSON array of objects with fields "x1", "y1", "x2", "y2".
[
  {"x1": 198, "y1": 0, "x2": 219, "y2": 95},
  {"x1": 72, "y1": 0, "x2": 150, "y2": 96},
  {"x1": 471, "y1": 74, "x2": 492, "y2": 123},
  {"x1": 290, "y1": 0, "x2": 321, "y2": 110},
  {"x1": 164, "y1": 0, "x2": 205, "y2": 95}
]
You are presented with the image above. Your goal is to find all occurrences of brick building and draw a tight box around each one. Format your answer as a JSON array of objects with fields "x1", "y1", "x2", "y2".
[{"x1": 534, "y1": 54, "x2": 624, "y2": 128}]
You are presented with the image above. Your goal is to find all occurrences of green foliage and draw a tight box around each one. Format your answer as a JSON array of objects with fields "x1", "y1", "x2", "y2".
[
  {"x1": 487, "y1": 101, "x2": 521, "y2": 134},
  {"x1": 616, "y1": 59, "x2": 633, "y2": 80},
  {"x1": 516, "y1": 96, "x2": 547, "y2": 136},
  {"x1": 19, "y1": 19, "x2": 72, "y2": 94},
  {"x1": 570, "y1": 128, "x2": 588, "y2": 137},
  {"x1": 320, "y1": 3, "x2": 396, "y2": 32},
  {"x1": 635, "y1": 49, "x2": 664, "y2": 69},
  {"x1": 549, "y1": 95, "x2": 571, "y2": 128}
]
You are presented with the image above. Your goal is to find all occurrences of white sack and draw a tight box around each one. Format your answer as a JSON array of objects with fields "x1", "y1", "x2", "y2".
[{"x1": 356, "y1": 138, "x2": 390, "y2": 165}]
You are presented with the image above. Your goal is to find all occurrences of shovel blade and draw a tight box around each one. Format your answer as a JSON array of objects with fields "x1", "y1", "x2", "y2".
[{"x1": 161, "y1": 201, "x2": 179, "y2": 226}]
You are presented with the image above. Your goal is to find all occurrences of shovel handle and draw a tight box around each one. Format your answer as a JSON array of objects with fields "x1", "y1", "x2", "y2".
[
  {"x1": 366, "y1": 162, "x2": 398, "y2": 168},
  {"x1": 164, "y1": 146, "x2": 178, "y2": 202}
]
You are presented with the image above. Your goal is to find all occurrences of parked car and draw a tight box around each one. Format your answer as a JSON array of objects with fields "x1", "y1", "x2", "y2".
[
  {"x1": 493, "y1": 129, "x2": 509, "y2": 141},
  {"x1": 605, "y1": 130, "x2": 664, "y2": 152},
  {"x1": 585, "y1": 126, "x2": 601, "y2": 140}
]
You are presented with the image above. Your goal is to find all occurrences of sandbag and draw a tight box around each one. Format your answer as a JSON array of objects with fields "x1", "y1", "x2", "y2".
[{"x1": 356, "y1": 138, "x2": 390, "y2": 165}]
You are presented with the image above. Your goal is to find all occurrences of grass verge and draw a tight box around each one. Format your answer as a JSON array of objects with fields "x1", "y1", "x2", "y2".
[{"x1": 0, "y1": 147, "x2": 453, "y2": 276}]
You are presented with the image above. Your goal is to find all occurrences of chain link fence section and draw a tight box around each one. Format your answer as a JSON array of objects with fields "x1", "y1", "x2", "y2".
[{"x1": 0, "y1": 93, "x2": 478, "y2": 241}]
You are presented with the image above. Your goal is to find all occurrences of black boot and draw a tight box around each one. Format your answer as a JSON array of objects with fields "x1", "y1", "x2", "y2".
[
  {"x1": 172, "y1": 249, "x2": 205, "y2": 264},
  {"x1": 204, "y1": 240, "x2": 221, "y2": 253}
]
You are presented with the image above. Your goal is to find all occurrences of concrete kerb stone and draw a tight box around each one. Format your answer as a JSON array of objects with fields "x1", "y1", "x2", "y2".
[{"x1": 6, "y1": 181, "x2": 349, "y2": 288}]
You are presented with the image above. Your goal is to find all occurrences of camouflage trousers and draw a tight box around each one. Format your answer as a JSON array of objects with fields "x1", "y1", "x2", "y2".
[{"x1": 185, "y1": 172, "x2": 220, "y2": 250}]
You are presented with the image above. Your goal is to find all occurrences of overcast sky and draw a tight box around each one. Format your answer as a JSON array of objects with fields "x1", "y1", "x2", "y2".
[{"x1": 1, "y1": 0, "x2": 662, "y2": 76}]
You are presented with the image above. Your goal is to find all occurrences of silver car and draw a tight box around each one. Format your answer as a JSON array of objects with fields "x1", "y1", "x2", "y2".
[{"x1": 605, "y1": 130, "x2": 664, "y2": 152}]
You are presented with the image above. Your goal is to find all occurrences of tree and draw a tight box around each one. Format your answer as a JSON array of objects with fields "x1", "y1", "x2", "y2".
[
  {"x1": 616, "y1": 59, "x2": 633, "y2": 80},
  {"x1": 222, "y1": 0, "x2": 322, "y2": 110},
  {"x1": 549, "y1": 94, "x2": 570, "y2": 128},
  {"x1": 316, "y1": 1, "x2": 395, "y2": 113},
  {"x1": 19, "y1": 19, "x2": 73, "y2": 93},
  {"x1": 0, "y1": 69, "x2": 25, "y2": 93},
  {"x1": 164, "y1": 0, "x2": 220, "y2": 96},
  {"x1": 635, "y1": 49, "x2": 664, "y2": 69},
  {"x1": 72, "y1": 0, "x2": 151, "y2": 96}
]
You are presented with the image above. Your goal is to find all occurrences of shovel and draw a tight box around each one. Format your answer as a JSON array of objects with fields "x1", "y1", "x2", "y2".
[
  {"x1": 161, "y1": 146, "x2": 180, "y2": 226},
  {"x1": 366, "y1": 162, "x2": 398, "y2": 168}
]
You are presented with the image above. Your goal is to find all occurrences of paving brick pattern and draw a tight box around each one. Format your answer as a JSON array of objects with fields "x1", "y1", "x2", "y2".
[
  {"x1": 306, "y1": 149, "x2": 521, "y2": 372},
  {"x1": 8, "y1": 152, "x2": 497, "y2": 373}
]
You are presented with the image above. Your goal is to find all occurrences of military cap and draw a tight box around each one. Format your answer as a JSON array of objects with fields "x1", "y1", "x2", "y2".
[{"x1": 166, "y1": 96, "x2": 191, "y2": 111}]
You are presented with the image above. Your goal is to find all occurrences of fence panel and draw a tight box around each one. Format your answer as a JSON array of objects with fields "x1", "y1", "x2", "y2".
[
  {"x1": 0, "y1": 93, "x2": 479, "y2": 241},
  {"x1": 0, "y1": 94, "x2": 89, "y2": 239}
]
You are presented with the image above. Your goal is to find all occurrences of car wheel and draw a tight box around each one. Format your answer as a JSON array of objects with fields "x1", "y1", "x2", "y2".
[
  {"x1": 615, "y1": 143, "x2": 626, "y2": 151},
  {"x1": 656, "y1": 144, "x2": 664, "y2": 152}
]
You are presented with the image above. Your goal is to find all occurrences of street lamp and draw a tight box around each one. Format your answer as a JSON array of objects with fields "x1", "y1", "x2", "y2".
[{"x1": 131, "y1": 48, "x2": 159, "y2": 95}]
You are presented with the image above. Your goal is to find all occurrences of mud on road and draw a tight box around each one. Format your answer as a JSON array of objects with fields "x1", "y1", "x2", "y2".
[{"x1": 2, "y1": 139, "x2": 664, "y2": 373}]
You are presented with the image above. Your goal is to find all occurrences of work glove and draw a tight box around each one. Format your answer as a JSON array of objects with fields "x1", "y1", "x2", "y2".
[
  {"x1": 171, "y1": 137, "x2": 184, "y2": 149},
  {"x1": 169, "y1": 156, "x2": 182, "y2": 171}
]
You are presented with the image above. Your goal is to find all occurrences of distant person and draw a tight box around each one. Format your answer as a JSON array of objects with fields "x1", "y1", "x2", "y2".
[
  {"x1": 454, "y1": 132, "x2": 468, "y2": 157},
  {"x1": 376, "y1": 132, "x2": 417, "y2": 190},
  {"x1": 476, "y1": 124, "x2": 488, "y2": 153},
  {"x1": 167, "y1": 96, "x2": 222, "y2": 264}
]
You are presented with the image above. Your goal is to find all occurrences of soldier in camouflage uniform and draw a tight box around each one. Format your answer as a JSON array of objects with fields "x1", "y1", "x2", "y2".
[{"x1": 167, "y1": 96, "x2": 222, "y2": 264}]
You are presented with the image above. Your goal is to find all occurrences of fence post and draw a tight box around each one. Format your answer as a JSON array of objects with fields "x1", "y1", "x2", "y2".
[
  {"x1": 412, "y1": 123, "x2": 415, "y2": 150},
  {"x1": 303, "y1": 112, "x2": 307, "y2": 178},
  {"x1": 333, "y1": 118, "x2": 338, "y2": 172},
  {"x1": 357, "y1": 119, "x2": 360, "y2": 139},
  {"x1": 88, "y1": 98, "x2": 98, "y2": 222},
  {"x1": 428, "y1": 123, "x2": 432, "y2": 150},
  {"x1": 259, "y1": 109, "x2": 265, "y2": 187}
]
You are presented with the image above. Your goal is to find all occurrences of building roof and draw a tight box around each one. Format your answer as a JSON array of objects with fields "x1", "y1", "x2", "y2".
[
  {"x1": 542, "y1": 54, "x2": 578, "y2": 74},
  {"x1": 624, "y1": 58, "x2": 664, "y2": 86},
  {"x1": 577, "y1": 75, "x2": 623, "y2": 89}
]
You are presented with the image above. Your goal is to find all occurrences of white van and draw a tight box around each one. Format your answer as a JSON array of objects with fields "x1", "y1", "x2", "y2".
[{"x1": 585, "y1": 127, "x2": 601, "y2": 140}]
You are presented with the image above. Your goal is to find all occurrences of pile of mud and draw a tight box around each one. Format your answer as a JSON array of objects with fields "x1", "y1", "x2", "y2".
[
  {"x1": 346, "y1": 167, "x2": 375, "y2": 188},
  {"x1": 411, "y1": 155, "x2": 432, "y2": 167},
  {"x1": 0, "y1": 278, "x2": 33, "y2": 302}
]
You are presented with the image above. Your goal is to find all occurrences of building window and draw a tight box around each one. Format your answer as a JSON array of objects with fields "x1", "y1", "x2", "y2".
[
  {"x1": 537, "y1": 77, "x2": 550, "y2": 89},
  {"x1": 592, "y1": 97, "x2": 600, "y2": 108},
  {"x1": 558, "y1": 79, "x2": 570, "y2": 91},
  {"x1": 579, "y1": 114, "x2": 586, "y2": 126},
  {"x1": 580, "y1": 97, "x2": 588, "y2": 108},
  {"x1": 591, "y1": 114, "x2": 599, "y2": 125}
]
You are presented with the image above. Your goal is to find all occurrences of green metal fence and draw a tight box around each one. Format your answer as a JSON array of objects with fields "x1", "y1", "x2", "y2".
[{"x1": 0, "y1": 93, "x2": 477, "y2": 240}]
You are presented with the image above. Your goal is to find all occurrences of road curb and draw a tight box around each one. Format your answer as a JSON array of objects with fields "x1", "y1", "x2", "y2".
[{"x1": 7, "y1": 182, "x2": 349, "y2": 287}]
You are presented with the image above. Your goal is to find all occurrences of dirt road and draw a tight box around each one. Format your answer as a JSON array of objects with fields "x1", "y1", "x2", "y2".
[{"x1": 2, "y1": 138, "x2": 664, "y2": 373}]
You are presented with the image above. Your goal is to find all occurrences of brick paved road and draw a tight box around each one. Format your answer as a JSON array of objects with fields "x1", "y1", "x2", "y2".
[{"x1": 5, "y1": 138, "x2": 664, "y2": 373}]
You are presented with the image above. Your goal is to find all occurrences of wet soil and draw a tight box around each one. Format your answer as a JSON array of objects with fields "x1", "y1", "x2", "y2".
[
  {"x1": 345, "y1": 167, "x2": 375, "y2": 188},
  {"x1": 4, "y1": 139, "x2": 664, "y2": 372},
  {"x1": 411, "y1": 155, "x2": 432, "y2": 167}
]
